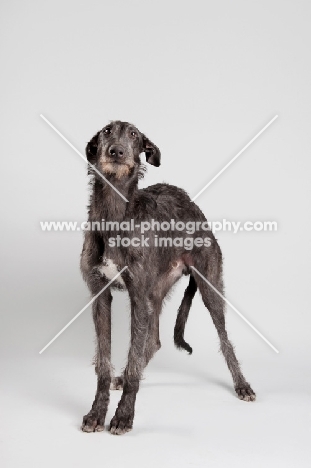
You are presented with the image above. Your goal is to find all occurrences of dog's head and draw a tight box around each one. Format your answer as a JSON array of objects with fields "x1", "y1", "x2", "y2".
[{"x1": 86, "y1": 121, "x2": 161, "y2": 179}]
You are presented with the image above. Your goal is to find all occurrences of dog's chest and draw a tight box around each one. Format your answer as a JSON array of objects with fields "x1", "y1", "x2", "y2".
[{"x1": 98, "y1": 258, "x2": 126, "y2": 288}]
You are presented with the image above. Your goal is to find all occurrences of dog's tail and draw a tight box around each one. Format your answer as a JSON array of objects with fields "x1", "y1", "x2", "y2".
[{"x1": 174, "y1": 274, "x2": 197, "y2": 354}]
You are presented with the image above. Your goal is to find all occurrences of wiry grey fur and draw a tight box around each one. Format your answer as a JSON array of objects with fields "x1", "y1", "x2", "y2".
[{"x1": 80, "y1": 121, "x2": 256, "y2": 435}]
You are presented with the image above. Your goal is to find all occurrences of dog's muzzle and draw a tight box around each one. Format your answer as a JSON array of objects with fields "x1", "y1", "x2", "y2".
[{"x1": 108, "y1": 145, "x2": 126, "y2": 160}]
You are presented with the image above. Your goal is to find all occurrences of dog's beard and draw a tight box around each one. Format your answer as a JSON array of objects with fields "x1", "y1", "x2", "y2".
[{"x1": 99, "y1": 158, "x2": 134, "y2": 180}]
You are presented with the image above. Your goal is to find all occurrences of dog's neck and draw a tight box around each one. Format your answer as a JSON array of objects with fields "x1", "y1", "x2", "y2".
[{"x1": 89, "y1": 172, "x2": 139, "y2": 222}]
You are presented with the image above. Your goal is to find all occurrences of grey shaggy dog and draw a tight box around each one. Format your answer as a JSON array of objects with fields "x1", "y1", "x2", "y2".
[{"x1": 80, "y1": 121, "x2": 256, "y2": 435}]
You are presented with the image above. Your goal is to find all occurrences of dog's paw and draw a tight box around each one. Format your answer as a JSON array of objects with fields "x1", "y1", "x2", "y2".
[
  {"x1": 81, "y1": 410, "x2": 106, "y2": 433},
  {"x1": 235, "y1": 384, "x2": 256, "y2": 402},
  {"x1": 109, "y1": 414, "x2": 133, "y2": 435},
  {"x1": 110, "y1": 376, "x2": 124, "y2": 390}
]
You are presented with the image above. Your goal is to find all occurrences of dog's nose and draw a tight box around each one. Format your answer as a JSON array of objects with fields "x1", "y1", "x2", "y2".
[{"x1": 109, "y1": 145, "x2": 124, "y2": 158}]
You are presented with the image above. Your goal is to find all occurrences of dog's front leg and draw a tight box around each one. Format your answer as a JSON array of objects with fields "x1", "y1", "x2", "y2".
[
  {"x1": 81, "y1": 286, "x2": 112, "y2": 432},
  {"x1": 109, "y1": 298, "x2": 150, "y2": 435}
]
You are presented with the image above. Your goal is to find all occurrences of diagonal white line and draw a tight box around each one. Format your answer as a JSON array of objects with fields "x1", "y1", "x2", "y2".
[
  {"x1": 191, "y1": 266, "x2": 279, "y2": 353},
  {"x1": 192, "y1": 115, "x2": 278, "y2": 201},
  {"x1": 40, "y1": 114, "x2": 129, "y2": 203},
  {"x1": 39, "y1": 266, "x2": 128, "y2": 354}
]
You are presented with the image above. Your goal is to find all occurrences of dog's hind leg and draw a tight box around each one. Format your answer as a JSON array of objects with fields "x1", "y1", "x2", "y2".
[
  {"x1": 111, "y1": 298, "x2": 161, "y2": 391},
  {"x1": 191, "y1": 249, "x2": 256, "y2": 402},
  {"x1": 143, "y1": 299, "x2": 162, "y2": 366},
  {"x1": 110, "y1": 375, "x2": 124, "y2": 390}
]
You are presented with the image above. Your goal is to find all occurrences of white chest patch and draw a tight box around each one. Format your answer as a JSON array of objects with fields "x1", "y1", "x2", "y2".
[{"x1": 98, "y1": 258, "x2": 126, "y2": 287}]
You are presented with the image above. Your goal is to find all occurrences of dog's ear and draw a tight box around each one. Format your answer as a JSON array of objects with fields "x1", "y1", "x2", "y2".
[
  {"x1": 142, "y1": 134, "x2": 161, "y2": 167},
  {"x1": 86, "y1": 131, "x2": 100, "y2": 163}
]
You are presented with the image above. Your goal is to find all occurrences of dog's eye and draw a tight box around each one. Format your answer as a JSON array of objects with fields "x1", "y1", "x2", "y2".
[
  {"x1": 104, "y1": 128, "x2": 111, "y2": 135},
  {"x1": 131, "y1": 131, "x2": 137, "y2": 138}
]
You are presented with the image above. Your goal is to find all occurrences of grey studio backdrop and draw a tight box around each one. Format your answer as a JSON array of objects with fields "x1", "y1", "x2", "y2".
[{"x1": 0, "y1": 1, "x2": 310, "y2": 467}]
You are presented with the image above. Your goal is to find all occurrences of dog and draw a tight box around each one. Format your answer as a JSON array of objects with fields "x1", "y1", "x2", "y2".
[{"x1": 80, "y1": 120, "x2": 256, "y2": 435}]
